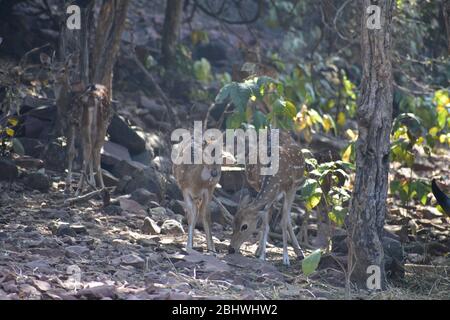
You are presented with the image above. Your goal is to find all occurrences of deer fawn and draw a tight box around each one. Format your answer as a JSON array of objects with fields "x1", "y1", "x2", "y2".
[
  {"x1": 40, "y1": 53, "x2": 112, "y2": 195},
  {"x1": 229, "y1": 130, "x2": 305, "y2": 266},
  {"x1": 172, "y1": 138, "x2": 222, "y2": 252}
]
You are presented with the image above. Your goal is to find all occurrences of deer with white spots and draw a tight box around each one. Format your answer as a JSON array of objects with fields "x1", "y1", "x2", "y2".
[
  {"x1": 229, "y1": 130, "x2": 305, "y2": 266},
  {"x1": 40, "y1": 53, "x2": 112, "y2": 195},
  {"x1": 172, "y1": 139, "x2": 222, "y2": 252}
]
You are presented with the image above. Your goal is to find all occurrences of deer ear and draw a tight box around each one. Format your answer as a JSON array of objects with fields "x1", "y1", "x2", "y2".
[
  {"x1": 40, "y1": 53, "x2": 52, "y2": 66},
  {"x1": 239, "y1": 194, "x2": 252, "y2": 207}
]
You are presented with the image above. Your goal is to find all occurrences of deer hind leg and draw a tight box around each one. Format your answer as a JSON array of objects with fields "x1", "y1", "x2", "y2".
[
  {"x1": 200, "y1": 189, "x2": 215, "y2": 252},
  {"x1": 285, "y1": 187, "x2": 304, "y2": 260},
  {"x1": 65, "y1": 125, "x2": 76, "y2": 194},
  {"x1": 183, "y1": 190, "x2": 197, "y2": 250},
  {"x1": 280, "y1": 192, "x2": 291, "y2": 266},
  {"x1": 75, "y1": 114, "x2": 93, "y2": 196}
]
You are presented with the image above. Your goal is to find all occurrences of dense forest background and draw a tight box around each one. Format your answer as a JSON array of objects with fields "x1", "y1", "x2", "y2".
[{"x1": 0, "y1": 0, "x2": 449, "y2": 300}]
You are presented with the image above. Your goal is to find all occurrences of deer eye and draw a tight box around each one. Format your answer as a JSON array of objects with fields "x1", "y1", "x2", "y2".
[{"x1": 240, "y1": 224, "x2": 248, "y2": 231}]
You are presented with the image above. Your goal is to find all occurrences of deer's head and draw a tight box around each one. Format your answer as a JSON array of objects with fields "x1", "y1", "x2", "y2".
[{"x1": 228, "y1": 195, "x2": 265, "y2": 254}]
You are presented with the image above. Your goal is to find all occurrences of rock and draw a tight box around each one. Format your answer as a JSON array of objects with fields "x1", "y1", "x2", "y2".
[
  {"x1": 107, "y1": 115, "x2": 146, "y2": 154},
  {"x1": 114, "y1": 254, "x2": 145, "y2": 269},
  {"x1": 13, "y1": 156, "x2": 44, "y2": 170},
  {"x1": 161, "y1": 219, "x2": 185, "y2": 235},
  {"x1": 101, "y1": 141, "x2": 132, "y2": 168},
  {"x1": 0, "y1": 158, "x2": 18, "y2": 181},
  {"x1": 112, "y1": 159, "x2": 147, "y2": 178},
  {"x1": 103, "y1": 205, "x2": 123, "y2": 216},
  {"x1": 169, "y1": 199, "x2": 185, "y2": 216},
  {"x1": 54, "y1": 223, "x2": 77, "y2": 237},
  {"x1": 384, "y1": 225, "x2": 408, "y2": 243},
  {"x1": 149, "y1": 207, "x2": 167, "y2": 220},
  {"x1": 194, "y1": 41, "x2": 228, "y2": 66},
  {"x1": 101, "y1": 169, "x2": 119, "y2": 187},
  {"x1": 70, "y1": 224, "x2": 88, "y2": 235},
  {"x1": 151, "y1": 156, "x2": 172, "y2": 174},
  {"x1": 43, "y1": 141, "x2": 66, "y2": 171},
  {"x1": 123, "y1": 167, "x2": 163, "y2": 199},
  {"x1": 142, "y1": 217, "x2": 161, "y2": 235},
  {"x1": 138, "y1": 95, "x2": 167, "y2": 121},
  {"x1": 119, "y1": 198, "x2": 146, "y2": 214},
  {"x1": 75, "y1": 285, "x2": 117, "y2": 300},
  {"x1": 209, "y1": 201, "x2": 226, "y2": 225},
  {"x1": 24, "y1": 171, "x2": 51, "y2": 192},
  {"x1": 15, "y1": 137, "x2": 44, "y2": 158},
  {"x1": 382, "y1": 236, "x2": 404, "y2": 279},
  {"x1": 131, "y1": 150, "x2": 153, "y2": 166},
  {"x1": 131, "y1": 188, "x2": 158, "y2": 206},
  {"x1": 52, "y1": 223, "x2": 87, "y2": 237},
  {"x1": 166, "y1": 176, "x2": 183, "y2": 201},
  {"x1": 65, "y1": 245, "x2": 90, "y2": 257}
]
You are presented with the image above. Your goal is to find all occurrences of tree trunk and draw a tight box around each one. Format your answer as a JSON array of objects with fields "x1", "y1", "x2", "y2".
[
  {"x1": 161, "y1": 0, "x2": 183, "y2": 69},
  {"x1": 443, "y1": 0, "x2": 450, "y2": 55},
  {"x1": 91, "y1": 0, "x2": 130, "y2": 99},
  {"x1": 348, "y1": 0, "x2": 394, "y2": 290}
]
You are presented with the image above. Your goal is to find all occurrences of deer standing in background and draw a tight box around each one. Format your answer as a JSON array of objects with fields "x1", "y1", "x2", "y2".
[
  {"x1": 173, "y1": 139, "x2": 222, "y2": 252},
  {"x1": 40, "y1": 53, "x2": 112, "y2": 195},
  {"x1": 229, "y1": 130, "x2": 305, "y2": 266}
]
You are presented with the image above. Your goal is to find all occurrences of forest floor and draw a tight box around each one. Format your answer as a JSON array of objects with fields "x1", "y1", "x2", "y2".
[
  {"x1": 1, "y1": 0, "x2": 450, "y2": 301},
  {"x1": 0, "y1": 155, "x2": 449, "y2": 300}
]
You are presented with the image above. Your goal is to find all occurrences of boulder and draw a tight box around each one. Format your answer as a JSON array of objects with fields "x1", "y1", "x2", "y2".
[
  {"x1": 24, "y1": 171, "x2": 51, "y2": 192},
  {"x1": 142, "y1": 217, "x2": 161, "y2": 235},
  {"x1": 130, "y1": 188, "x2": 158, "y2": 206},
  {"x1": 0, "y1": 158, "x2": 18, "y2": 181},
  {"x1": 123, "y1": 167, "x2": 163, "y2": 200},
  {"x1": 101, "y1": 141, "x2": 132, "y2": 168},
  {"x1": 107, "y1": 115, "x2": 146, "y2": 155},
  {"x1": 138, "y1": 95, "x2": 167, "y2": 121},
  {"x1": 161, "y1": 219, "x2": 185, "y2": 235}
]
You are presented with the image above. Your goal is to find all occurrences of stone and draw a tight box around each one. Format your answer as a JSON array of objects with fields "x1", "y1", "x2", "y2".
[
  {"x1": 15, "y1": 138, "x2": 45, "y2": 158},
  {"x1": 169, "y1": 199, "x2": 185, "y2": 216},
  {"x1": 65, "y1": 245, "x2": 90, "y2": 257},
  {"x1": 161, "y1": 219, "x2": 185, "y2": 235},
  {"x1": 103, "y1": 205, "x2": 123, "y2": 216},
  {"x1": 0, "y1": 158, "x2": 18, "y2": 181},
  {"x1": 112, "y1": 159, "x2": 147, "y2": 178},
  {"x1": 101, "y1": 169, "x2": 119, "y2": 187},
  {"x1": 131, "y1": 188, "x2": 158, "y2": 206},
  {"x1": 24, "y1": 171, "x2": 51, "y2": 192},
  {"x1": 151, "y1": 156, "x2": 172, "y2": 174},
  {"x1": 101, "y1": 141, "x2": 132, "y2": 168},
  {"x1": 382, "y1": 236, "x2": 404, "y2": 279},
  {"x1": 107, "y1": 115, "x2": 146, "y2": 155},
  {"x1": 131, "y1": 149, "x2": 153, "y2": 166},
  {"x1": 123, "y1": 167, "x2": 163, "y2": 199},
  {"x1": 166, "y1": 176, "x2": 183, "y2": 201},
  {"x1": 142, "y1": 217, "x2": 161, "y2": 235},
  {"x1": 138, "y1": 95, "x2": 167, "y2": 121}
]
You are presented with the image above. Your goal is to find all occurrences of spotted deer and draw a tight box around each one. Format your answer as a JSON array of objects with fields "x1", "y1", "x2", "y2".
[
  {"x1": 172, "y1": 139, "x2": 222, "y2": 252},
  {"x1": 40, "y1": 53, "x2": 112, "y2": 195},
  {"x1": 229, "y1": 130, "x2": 305, "y2": 266}
]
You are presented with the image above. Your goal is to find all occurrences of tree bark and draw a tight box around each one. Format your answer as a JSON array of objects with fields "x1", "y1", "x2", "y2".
[
  {"x1": 161, "y1": 0, "x2": 183, "y2": 69},
  {"x1": 348, "y1": 0, "x2": 394, "y2": 290},
  {"x1": 91, "y1": 0, "x2": 130, "y2": 98},
  {"x1": 443, "y1": 0, "x2": 450, "y2": 55}
]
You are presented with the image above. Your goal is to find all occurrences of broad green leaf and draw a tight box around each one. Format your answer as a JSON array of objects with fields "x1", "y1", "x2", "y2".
[
  {"x1": 12, "y1": 138, "x2": 25, "y2": 155},
  {"x1": 302, "y1": 249, "x2": 322, "y2": 276}
]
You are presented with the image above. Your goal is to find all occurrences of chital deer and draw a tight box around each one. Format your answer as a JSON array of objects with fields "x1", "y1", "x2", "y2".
[
  {"x1": 229, "y1": 130, "x2": 305, "y2": 266},
  {"x1": 40, "y1": 53, "x2": 112, "y2": 195},
  {"x1": 172, "y1": 139, "x2": 222, "y2": 252}
]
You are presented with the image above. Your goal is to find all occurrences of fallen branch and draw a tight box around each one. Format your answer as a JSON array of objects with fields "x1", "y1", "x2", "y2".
[{"x1": 62, "y1": 188, "x2": 111, "y2": 206}]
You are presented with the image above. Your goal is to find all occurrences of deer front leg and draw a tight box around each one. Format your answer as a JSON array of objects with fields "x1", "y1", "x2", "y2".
[
  {"x1": 183, "y1": 190, "x2": 197, "y2": 250},
  {"x1": 75, "y1": 135, "x2": 92, "y2": 196},
  {"x1": 65, "y1": 126, "x2": 76, "y2": 194},
  {"x1": 285, "y1": 187, "x2": 304, "y2": 259},
  {"x1": 93, "y1": 148, "x2": 105, "y2": 189},
  {"x1": 200, "y1": 190, "x2": 215, "y2": 252},
  {"x1": 255, "y1": 209, "x2": 270, "y2": 260}
]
